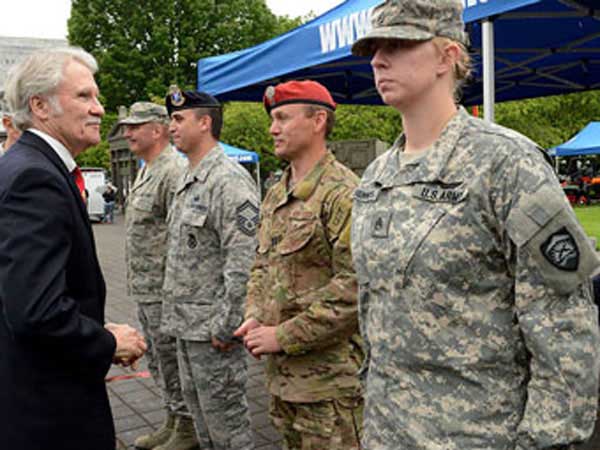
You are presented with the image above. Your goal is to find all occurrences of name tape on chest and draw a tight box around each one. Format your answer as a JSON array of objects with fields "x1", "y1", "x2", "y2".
[
  {"x1": 413, "y1": 184, "x2": 467, "y2": 204},
  {"x1": 354, "y1": 187, "x2": 379, "y2": 203}
]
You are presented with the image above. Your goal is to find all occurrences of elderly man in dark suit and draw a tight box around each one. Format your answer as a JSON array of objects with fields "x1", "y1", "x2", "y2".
[{"x1": 0, "y1": 47, "x2": 147, "y2": 450}]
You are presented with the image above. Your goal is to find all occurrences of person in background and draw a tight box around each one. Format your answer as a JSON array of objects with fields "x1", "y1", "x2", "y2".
[
  {"x1": 102, "y1": 184, "x2": 116, "y2": 223},
  {"x1": 0, "y1": 105, "x2": 22, "y2": 155},
  {"x1": 349, "y1": 1, "x2": 600, "y2": 449},
  {"x1": 119, "y1": 101, "x2": 194, "y2": 450}
]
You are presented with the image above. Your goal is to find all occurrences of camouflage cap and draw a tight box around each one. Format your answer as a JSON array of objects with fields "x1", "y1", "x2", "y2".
[
  {"x1": 119, "y1": 102, "x2": 168, "y2": 125},
  {"x1": 352, "y1": 0, "x2": 468, "y2": 57}
]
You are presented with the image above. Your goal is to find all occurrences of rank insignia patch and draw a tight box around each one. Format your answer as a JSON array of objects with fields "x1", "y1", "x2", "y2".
[
  {"x1": 371, "y1": 211, "x2": 392, "y2": 239},
  {"x1": 540, "y1": 227, "x2": 579, "y2": 271},
  {"x1": 237, "y1": 200, "x2": 259, "y2": 237},
  {"x1": 187, "y1": 233, "x2": 198, "y2": 249}
]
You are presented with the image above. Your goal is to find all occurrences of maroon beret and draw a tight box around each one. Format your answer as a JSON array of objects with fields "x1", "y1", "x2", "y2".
[{"x1": 263, "y1": 80, "x2": 336, "y2": 114}]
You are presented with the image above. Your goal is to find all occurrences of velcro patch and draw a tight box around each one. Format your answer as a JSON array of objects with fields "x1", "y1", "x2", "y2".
[
  {"x1": 328, "y1": 196, "x2": 352, "y2": 238},
  {"x1": 540, "y1": 227, "x2": 579, "y2": 271},
  {"x1": 371, "y1": 211, "x2": 392, "y2": 238},
  {"x1": 237, "y1": 200, "x2": 260, "y2": 237},
  {"x1": 354, "y1": 187, "x2": 379, "y2": 203},
  {"x1": 412, "y1": 183, "x2": 467, "y2": 204}
]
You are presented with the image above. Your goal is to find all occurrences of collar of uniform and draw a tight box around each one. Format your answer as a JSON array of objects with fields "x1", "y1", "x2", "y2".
[
  {"x1": 380, "y1": 107, "x2": 467, "y2": 186},
  {"x1": 189, "y1": 144, "x2": 223, "y2": 183},
  {"x1": 147, "y1": 144, "x2": 177, "y2": 169},
  {"x1": 137, "y1": 145, "x2": 175, "y2": 187},
  {"x1": 269, "y1": 171, "x2": 290, "y2": 209},
  {"x1": 290, "y1": 151, "x2": 335, "y2": 200}
]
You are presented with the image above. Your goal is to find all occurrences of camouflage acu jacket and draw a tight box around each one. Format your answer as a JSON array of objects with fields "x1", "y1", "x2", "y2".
[
  {"x1": 352, "y1": 107, "x2": 600, "y2": 450},
  {"x1": 246, "y1": 151, "x2": 363, "y2": 402},
  {"x1": 125, "y1": 145, "x2": 184, "y2": 303},
  {"x1": 162, "y1": 145, "x2": 259, "y2": 343}
]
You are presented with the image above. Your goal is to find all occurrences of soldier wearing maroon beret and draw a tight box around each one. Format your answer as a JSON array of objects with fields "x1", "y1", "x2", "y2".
[{"x1": 236, "y1": 80, "x2": 364, "y2": 449}]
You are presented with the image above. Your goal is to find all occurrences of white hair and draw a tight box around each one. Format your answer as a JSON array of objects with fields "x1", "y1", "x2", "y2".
[{"x1": 3, "y1": 46, "x2": 98, "y2": 131}]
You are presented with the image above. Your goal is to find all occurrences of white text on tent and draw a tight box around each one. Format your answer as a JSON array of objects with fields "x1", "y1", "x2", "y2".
[{"x1": 319, "y1": 8, "x2": 375, "y2": 54}]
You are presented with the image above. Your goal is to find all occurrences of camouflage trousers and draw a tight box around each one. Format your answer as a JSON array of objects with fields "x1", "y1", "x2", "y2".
[
  {"x1": 177, "y1": 339, "x2": 254, "y2": 450},
  {"x1": 269, "y1": 395, "x2": 363, "y2": 450},
  {"x1": 137, "y1": 302, "x2": 188, "y2": 416}
]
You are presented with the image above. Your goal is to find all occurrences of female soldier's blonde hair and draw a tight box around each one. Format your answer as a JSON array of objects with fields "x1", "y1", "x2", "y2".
[{"x1": 432, "y1": 37, "x2": 472, "y2": 102}]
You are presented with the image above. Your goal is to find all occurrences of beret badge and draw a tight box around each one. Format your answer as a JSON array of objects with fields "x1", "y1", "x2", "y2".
[
  {"x1": 169, "y1": 84, "x2": 185, "y2": 107},
  {"x1": 265, "y1": 85, "x2": 276, "y2": 105}
]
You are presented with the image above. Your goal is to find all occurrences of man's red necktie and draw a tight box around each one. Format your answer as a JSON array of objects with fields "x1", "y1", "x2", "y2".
[{"x1": 71, "y1": 167, "x2": 86, "y2": 203}]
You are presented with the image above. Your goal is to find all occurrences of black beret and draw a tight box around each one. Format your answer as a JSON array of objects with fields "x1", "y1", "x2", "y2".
[{"x1": 166, "y1": 85, "x2": 221, "y2": 116}]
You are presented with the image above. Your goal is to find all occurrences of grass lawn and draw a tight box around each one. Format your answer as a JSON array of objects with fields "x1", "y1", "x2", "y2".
[{"x1": 573, "y1": 204, "x2": 600, "y2": 249}]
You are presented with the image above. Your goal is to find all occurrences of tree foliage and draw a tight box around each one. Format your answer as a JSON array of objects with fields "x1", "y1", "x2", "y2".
[
  {"x1": 68, "y1": 0, "x2": 301, "y2": 111},
  {"x1": 495, "y1": 90, "x2": 600, "y2": 149},
  {"x1": 220, "y1": 102, "x2": 402, "y2": 178}
]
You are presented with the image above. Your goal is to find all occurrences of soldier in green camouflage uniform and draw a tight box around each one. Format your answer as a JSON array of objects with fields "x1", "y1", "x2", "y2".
[
  {"x1": 350, "y1": 1, "x2": 600, "y2": 449},
  {"x1": 235, "y1": 81, "x2": 363, "y2": 450},
  {"x1": 120, "y1": 102, "x2": 195, "y2": 450},
  {"x1": 162, "y1": 89, "x2": 256, "y2": 450}
]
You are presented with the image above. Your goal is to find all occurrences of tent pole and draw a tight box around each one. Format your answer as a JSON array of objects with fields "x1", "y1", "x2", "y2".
[
  {"x1": 257, "y1": 161, "x2": 262, "y2": 201},
  {"x1": 482, "y1": 19, "x2": 495, "y2": 123}
]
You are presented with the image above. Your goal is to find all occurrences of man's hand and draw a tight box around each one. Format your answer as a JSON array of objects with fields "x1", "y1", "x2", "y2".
[
  {"x1": 243, "y1": 326, "x2": 282, "y2": 357},
  {"x1": 234, "y1": 318, "x2": 260, "y2": 338},
  {"x1": 105, "y1": 323, "x2": 147, "y2": 367},
  {"x1": 211, "y1": 337, "x2": 235, "y2": 352}
]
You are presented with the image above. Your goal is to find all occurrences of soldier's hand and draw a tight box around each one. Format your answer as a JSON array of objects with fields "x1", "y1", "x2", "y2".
[
  {"x1": 244, "y1": 326, "x2": 282, "y2": 357},
  {"x1": 234, "y1": 318, "x2": 260, "y2": 337},
  {"x1": 211, "y1": 337, "x2": 235, "y2": 352}
]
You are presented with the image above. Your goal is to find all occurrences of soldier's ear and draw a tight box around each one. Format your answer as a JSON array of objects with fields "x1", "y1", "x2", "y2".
[{"x1": 313, "y1": 109, "x2": 327, "y2": 135}]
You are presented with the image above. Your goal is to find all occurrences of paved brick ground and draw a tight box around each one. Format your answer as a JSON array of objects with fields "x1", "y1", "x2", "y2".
[{"x1": 93, "y1": 215, "x2": 281, "y2": 450}]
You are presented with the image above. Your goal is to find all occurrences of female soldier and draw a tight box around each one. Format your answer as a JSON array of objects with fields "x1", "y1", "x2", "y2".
[{"x1": 350, "y1": 1, "x2": 600, "y2": 449}]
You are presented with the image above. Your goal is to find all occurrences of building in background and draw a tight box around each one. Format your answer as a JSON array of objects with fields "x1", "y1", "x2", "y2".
[{"x1": 0, "y1": 36, "x2": 67, "y2": 141}]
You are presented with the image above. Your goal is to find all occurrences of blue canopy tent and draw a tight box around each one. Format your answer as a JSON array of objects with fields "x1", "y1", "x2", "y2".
[
  {"x1": 549, "y1": 122, "x2": 600, "y2": 157},
  {"x1": 221, "y1": 142, "x2": 261, "y2": 195},
  {"x1": 221, "y1": 142, "x2": 259, "y2": 163},
  {"x1": 197, "y1": 0, "x2": 600, "y2": 120}
]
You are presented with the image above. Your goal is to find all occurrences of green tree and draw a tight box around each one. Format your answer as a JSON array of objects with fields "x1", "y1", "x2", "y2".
[
  {"x1": 68, "y1": 0, "x2": 302, "y2": 111},
  {"x1": 220, "y1": 101, "x2": 402, "y2": 179},
  {"x1": 493, "y1": 90, "x2": 600, "y2": 149}
]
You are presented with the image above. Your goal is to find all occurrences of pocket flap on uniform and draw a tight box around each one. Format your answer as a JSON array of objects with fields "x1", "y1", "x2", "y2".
[
  {"x1": 181, "y1": 210, "x2": 208, "y2": 228},
  {"x1": 278, "y1": 213, "x2": 317, "y2": 255},
  {"x1": 131, "y1": 195, "x2": 153, "y2": 212},
  {"x1": 506, "y1": 186, "x2": 563, "y2": 247}
]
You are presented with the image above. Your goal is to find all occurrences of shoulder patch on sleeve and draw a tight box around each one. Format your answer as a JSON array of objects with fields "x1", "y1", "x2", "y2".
[
  {"x1": 540, "y1": 227, "x2": 579, "y2": 271},
  {"x1": 236, "y1": 200, "x2": 260, "y2": 237}
]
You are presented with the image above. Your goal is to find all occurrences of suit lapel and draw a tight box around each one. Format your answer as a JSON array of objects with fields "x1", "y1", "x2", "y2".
[
  {"x1": 20, "y1": 132, "x2": 93, "y2": 233},
  {"x1": 18, "y1": 131, "x2": 107, "y2": 308}
]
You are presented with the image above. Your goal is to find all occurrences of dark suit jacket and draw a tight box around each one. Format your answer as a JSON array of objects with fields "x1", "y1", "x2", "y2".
[{"x1": 0, "y1": 131, "x2": 117, "y2": 450}]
